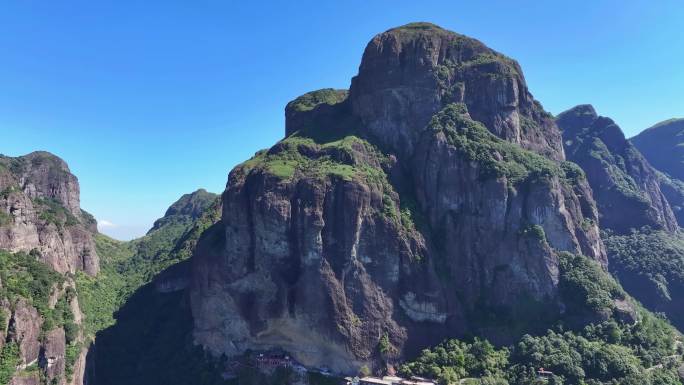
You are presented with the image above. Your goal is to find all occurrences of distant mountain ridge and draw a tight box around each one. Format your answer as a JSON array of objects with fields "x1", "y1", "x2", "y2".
[
  {"x1": 632, "y1": 118, "x2": 684, "y2": 181},
  {"x1": 148, "y1": 188, "x2": 217, "y2": 234},
  {"x1": 556, "y1": 104, "x2": 677, "y2": 233}
]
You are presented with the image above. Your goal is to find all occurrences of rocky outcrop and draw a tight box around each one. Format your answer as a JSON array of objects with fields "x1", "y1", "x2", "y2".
[
  {"x1": 41, "y1": 328, "x2": 66, "y2": 383},
  {"x1": 0, "y1": 152, "x2": 95, "y2": 385},
  {"x1": 8, "y1": 299, "x2": 43, "y2": 367},
  {"x1": 0, "y1": 151, "x2": 99, "y2": 275},
  {"x1": 190, "y1": 23, "x2": 606, "y2": 373},
  {"x1": 285, "y1": 89, "x2": 349, "y2": 137},
  {"x1": 1, "y1": 276, "x2": 84, "y2": 385},
  {"x1": 556, "y1": 105, "x2": 677, "y2": 233},
  {"x1": 631, "y1": 118, "x2": 684, "y2": 181},
  {"x1": 349, "y1": 23, "x2": 564, "y2": 161}
]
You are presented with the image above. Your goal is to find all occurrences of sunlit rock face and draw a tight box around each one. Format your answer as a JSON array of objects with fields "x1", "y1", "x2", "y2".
[{"x1": 0, "y1": 151, "x2": 99, "y2": 275}]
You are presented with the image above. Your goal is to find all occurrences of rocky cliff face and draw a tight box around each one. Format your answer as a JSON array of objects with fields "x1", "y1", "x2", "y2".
[
  {"x1": 0, "y1": 252, "x2": 88, "y2": 385},
  {"x1": 190, "y1": 23, "x2": 608, "y2": 373},
  {"x1": 349, "y1": 23, "x2": 565, "y2": 161},
  {"x1": 556, "y1": 105, "x2": 677, "y2": 234},
  {"x1": 0, "y1": 151, "x2": 96, "y2": 385},
  {"x1": 0, "y1": 151, "x2": 99, "y2": 276}
]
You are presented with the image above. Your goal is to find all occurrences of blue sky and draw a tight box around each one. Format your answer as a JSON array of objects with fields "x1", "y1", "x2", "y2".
[{"x1": 2, "y1": 1, "x2": 682, "y2": 240}]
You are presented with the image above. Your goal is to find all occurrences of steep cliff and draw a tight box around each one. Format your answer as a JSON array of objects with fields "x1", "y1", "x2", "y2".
[
  {"x1": 348, "y1": 23, "x2": 565, "y2": 161},
  {"x1": 0, "y1": 152, "x2": 99, "y2": 276},
  {"x1": 556, "y1": 105, "x2": 677, "y2": 233},
  {"x1": 190, "y1": 23, "x2": 609, "y2": 373},
  {"x1": 0, "y1": 250, "x2": 87, "y2": 385},
  {"x1": 0, "y1": 151, "x2": 99, "y2": 385}
]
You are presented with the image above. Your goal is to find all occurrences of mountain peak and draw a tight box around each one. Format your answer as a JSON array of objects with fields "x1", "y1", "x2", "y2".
[
  {"x1": 349, "y1": 22, "x2": 564, "y2": 160},
  {"x1": 557, "y1": 104, "x2": 598, "y2": 121},
  {"x1": 148, "y1": 189, "x2": 218, "y2": 233},
  {"x1": 164, "y1": 188, "x2": 217, "y2": 219}
]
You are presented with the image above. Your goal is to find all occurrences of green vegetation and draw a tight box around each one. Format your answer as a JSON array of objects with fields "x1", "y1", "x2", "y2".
[
  {"x1": 286, "y1": 88, "x2": 348, "y2": 112},
  {"x1": 604, "y1": 229, "x2": 684, "y2": 300},
  {"x1": 604, "y1": 228, "x2": 684, "y2": 329},
  {"x1": 519, "y1": 224, "x2": 546, "y2": 243},
  {"x1": 401, "y1": 250, "x2": 682, "y2": 385},
  {"x1": 238, "y1": 134, "x2": 375, "y2": 182},
  {"x1": 33, "y1": 197, "x2": 80, "y2": 228},
  {"x1": 77, "y1": 197, "x2": 221, "y2": 337},
  {"x1": 0, "y1": 250, "x2": 63, "y2": 317},
  {"x1": 238, "y1": 122, "x2": 398, "y2": 194},
  {"x1": 507, "y1": 316, "x2": 681, "y2": 385},
  {"x1": 631, "y1": 118, "x2": 684, "y2": 181},
  {"x1": 75, "y1": 236, "x2": 131, "y2": 336},
  {"x1": 0, "y1": 250, "x2": 82, "y2": 385},
  {"x1": 379, "y1": 333, "x2": 392, "y2": 355},
  {"x1": 80, "y1": 209, "x2": 98, "y2": 229},
  {"x1": 71, "y1": 194, "x2": 227, "y2": 385},
  {"x1": 430, "y1": 104, "x2": 562, "y2": 185},
  {"x1": 42, "y1": 289, "x2": 78, "y2": 341},
  {"x1": 558, "y1": 252, "x2": 625, "y2": 314},
  {"x1": 0, "y1": 342, "x2": 20, "y2": 384},
  {"x1": 400, "y1": 338, "x2": 509, "y2": 384},
  {"x1": 65, "y1": 343, "x2": 81, "y2": 379},
  {"x1": 589, "y1": 141, "x2": 646, "y2": 201},
  {"x1": 0, "y1": 210, "x2": 12, "y2": 226}
]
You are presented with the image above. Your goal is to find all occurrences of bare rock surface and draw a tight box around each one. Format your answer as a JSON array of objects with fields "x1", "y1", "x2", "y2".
[{"x1": 0, "y1": 151, "x2": 99, "y2": 275}]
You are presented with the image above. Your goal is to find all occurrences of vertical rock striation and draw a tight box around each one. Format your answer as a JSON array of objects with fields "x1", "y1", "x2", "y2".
[
  {"x1": 0, "y1": 151, "x2": 95, "y2": 385},
  {"x1": 0, "y1": 151, "x2": 99, "y2": 275},
  {"x1": 190, "y1": 23, "x2": 607, "y2": 373}
]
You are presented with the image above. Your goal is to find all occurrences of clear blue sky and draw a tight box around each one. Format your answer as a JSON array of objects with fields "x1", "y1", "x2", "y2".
[{"x1": 2, "y1": 1, "x2": 682, "y2": 240}]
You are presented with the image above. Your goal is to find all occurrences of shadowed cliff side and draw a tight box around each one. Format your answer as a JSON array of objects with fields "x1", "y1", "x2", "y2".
[{"x1": 556, "y1": 104, "x2": 677, "y2": 234}]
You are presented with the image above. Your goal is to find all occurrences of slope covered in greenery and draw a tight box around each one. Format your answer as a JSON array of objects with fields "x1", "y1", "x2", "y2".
[
  {"x1": 604, "y1": 228, "x2": 684, "y2": 331},
  {"x1": 75, "y1": 192, "x2": 220, "y2": 336},
  {"x1": 72, "y1": 191, "x2": 226, "y2": 384},
  {"x1": 399, "y1": 252, "x2": 683, "y2": 385}
]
